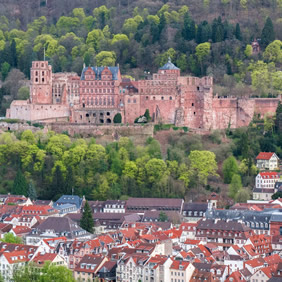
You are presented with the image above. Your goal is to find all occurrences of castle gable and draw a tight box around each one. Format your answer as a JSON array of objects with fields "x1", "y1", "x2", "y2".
[{"x1": 81, "y1": 66, "x2": 120, "y2": 81}]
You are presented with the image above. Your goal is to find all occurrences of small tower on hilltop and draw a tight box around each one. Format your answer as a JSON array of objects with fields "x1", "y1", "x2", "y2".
[{"x1": 30, "y1": 61, "x2": 52, "y2": 104}]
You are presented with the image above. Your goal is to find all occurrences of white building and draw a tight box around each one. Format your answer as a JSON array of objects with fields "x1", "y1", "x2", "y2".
[
  {"x1": 253, "y1": 172, "x2": 280, "y2": 200},
  {"x1": 256, "y1": 152, "x2": 279, "y2": 170}
]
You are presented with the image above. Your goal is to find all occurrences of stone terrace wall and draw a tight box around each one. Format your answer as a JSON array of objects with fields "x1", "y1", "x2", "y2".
[
  {"x1": 0, "y1": 122, "x2": 44, "y2": 132},
  {"x1": 47, "y1": 123, "x2": 154, "y2": 145}
]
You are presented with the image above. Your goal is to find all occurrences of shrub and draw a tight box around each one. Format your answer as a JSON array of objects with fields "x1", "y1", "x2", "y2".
[
  {"x1": 113, "y1": 113, "x2": 122, "y2": 123},
  {"x1": 1, "y1": 119, "x2": 20, "y2": 124}
]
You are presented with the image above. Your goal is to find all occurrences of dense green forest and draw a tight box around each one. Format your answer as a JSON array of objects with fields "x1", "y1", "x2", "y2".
[
  {"x1": 0, "y1": 102, "x2": 281, "y2": 203},
  {"x1": 0, "y1": 1, "x2": 282, "y2": 115}
]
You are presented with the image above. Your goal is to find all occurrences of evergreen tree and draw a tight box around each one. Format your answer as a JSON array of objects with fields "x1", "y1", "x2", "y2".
[
  {"x1": 275, "y1": 101, "x2": 282, "y2": 133},
  {"x1": 159, "y1": 13, "x2": 166, "y2": 35},
  {"x1": 64, "y1": 166, "x2": 74, "y2": 195},
  {"x1": 197, "y1": 21, "x2": 211, "y2": 44},
  {"x1": 144, "y1": 109, "x2": 151, "y2": 122},
  {"x1": 235, "y1": 23, "x2": 242, "y2": 41},
  {"x1": 80, "y1": 200, "x2": 94, "y2": 233},
  {"x1": 12, "y1": 170, "x2": 28, "y2": 196},
  {"x1": 10, "y1": 39, "x2": 17, "y2": 68},
  {"x1": 49, "y1": 165, "x2": 65, "y2": 199},
  {"x1": 261, "y1": 17, "x2": 275, "y2": 48},
  {"x1": 27, "y1": 181, "x2": 37, "y2": 201},
  {"x1": 182, "y1": 12, "x2": 196, "y2": 41}
]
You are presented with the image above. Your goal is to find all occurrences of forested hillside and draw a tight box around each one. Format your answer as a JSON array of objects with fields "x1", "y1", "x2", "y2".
[
  {"x1": 0, "y1": 0, "x2": 281, "y2": 115},
  {"x1": 0, "y1": 102, "x2": 281, "y2": 203}
]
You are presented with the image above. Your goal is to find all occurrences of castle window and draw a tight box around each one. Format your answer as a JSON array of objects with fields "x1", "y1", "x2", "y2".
[
  {"x1": 93, "y1": 113, "x2": 96, "y2": 117},
  {"x1": 91, "y1": 98, "x2": 93, "y2": 105},
  {"x1": 104, "y1": 98, "x2": 106, "y2": 105},
  {"x1": 83, "y1": 103, "x2": 85, "y2": 108},
  {"x1": 197, "y1": 86, "x2": 200, "y2": 91},
  {"x1": 100, "y1": 119, "x2": 104, "y2": 123},
  {"x1": 35, "y1": 71, "x2": 38, "y2": 76},
  {"x1": 161, "y1": 96, "x2": 164, "y2": 100},
  {"x1": 95, "y1": 98, "x2": 98, "y2": 105},
  {"x1": 95, "y1": 89, "x2": 97, "y2": 93},
  {"x1": 100, "y1": 113, "x2": 104, "y2": 116},
  {"x1": 86, "y1": 114, "x2": 89, "y2": 117},
  {"x1": 99, "y1": 98, "x2": 102, "y2": 105},
  {"x1": 42, "y1": 71, "x2": 44, "y2": 76},
  {"x1": 192, "y1": 103, "x2": 194, "y2": 106},
  {"x1": 41, "y1": 63, "x2": 44, "y2": 67},
  {"x1": 112, "y1": 89, "x2": 114, "y2": 93},
  {"x1": 107, "y1": 112, "x2": 110, "y2": 116},
  {"x1": 36, "y1": 63, "x2": 38, "y2": 67},
  {"x1": 170, "y1": 96, "x2": 172, "y2": 100},
  {"x1": 91, "y1": 89, "x2": 93, "y2": 93},
  {"x1": 80, "y1": 115, "x2": 82, "y2": 119},
  {"x1": 112, "y1": 97, "x2": 114, "y2": 105},
  {"x1": 194, "y1": 112, "x2": 196, "y2": 115},
  {"x1": 133, "y1": 99, "x2": 136, "y2": 103},
  {"x1": 106, "y1": 118, "x2": 111, "y2": 124},
  {"x1": 128, "y1": 99, "x2": 131, "y2": 103},
  {"x1": 35, "y1": 78, "x2": 38, "y2": 82},
  {"x1": 153, "y1": 96, "x2": 155, "y2": 100},
  {"x1": 42, "y1": 78, "x2": 44, "y2": 82}
]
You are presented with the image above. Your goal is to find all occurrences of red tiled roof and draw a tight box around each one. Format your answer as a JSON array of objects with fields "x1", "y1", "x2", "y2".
[
  {"x1": 245, "y1": 257, "x2": 265, "y2": 268},
  {"x1": 83, "y1": 239, "x2": 101, "y2": 249},
  {"x1": 98, "y1": 235, "x2": 114, "y2": 245},
  {"x1": 22, "y1": 205, "x2": 58, "y2": 215},
  {"x1": 256, "y1": 152, "x2": 275, "y2": 160},
  {"x1": 264, "y1": 254, "x2": 282, "y2": 265},
  {"x1": 259, "y1": 265, "x2": 277, "y2": 278},
  {"x1": 226, "y1": 271, "x2": 246, "y2": 282},
  {"x1": 170, "y1": 259, "x2": 190, "y2": 270},
  {"x1": 2, "y1": 250, "x2": 29, "y2": 264},
  {"x1": 259, "y1": 172, "x2": 279, "y2": 179},
  {"x1": 32, "y1": 253, "x2": 58, "y2": 264},
  {"x1": 184, "y1": 239, "x2": 201, "y2": 245},
  {"x1": 12, "y1": 226, "x2": 31, "y2": 235}
]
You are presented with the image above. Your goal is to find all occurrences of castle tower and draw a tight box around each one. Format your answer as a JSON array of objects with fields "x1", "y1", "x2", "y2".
[{"x1": 30, "y1": 61, "x2": 52, "y2": 104}]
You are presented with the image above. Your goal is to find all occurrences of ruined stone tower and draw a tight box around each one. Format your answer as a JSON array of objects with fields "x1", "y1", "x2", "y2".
[{"x1": 30, "y1": 61, "x2": 52, "y2": 104}]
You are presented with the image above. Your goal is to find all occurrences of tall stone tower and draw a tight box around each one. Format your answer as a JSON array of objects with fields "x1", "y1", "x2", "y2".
[{"x1": 30, "y1": 61, "x2": 52, "y2": 104}]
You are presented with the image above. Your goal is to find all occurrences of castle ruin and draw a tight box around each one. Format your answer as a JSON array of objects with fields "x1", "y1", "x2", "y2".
[{"x1": 6, "y1": 59, "x2": 280, "y2": 130}]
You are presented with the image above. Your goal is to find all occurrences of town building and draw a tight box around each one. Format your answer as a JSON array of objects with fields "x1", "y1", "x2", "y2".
[
  {"x1": 254, "y1": 172, "x2": 280, "y2": 200},
  {"x1": 256, "y1": 152, "x2": 280, "y2": 170},
  {"x1": 26, "y1": 216, "x2": 92, "y2": 245}
]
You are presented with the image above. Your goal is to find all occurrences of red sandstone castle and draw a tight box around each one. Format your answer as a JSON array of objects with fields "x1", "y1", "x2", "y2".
[{"x1": 6, "y1": 59, "x2": 280, "y2": 130}]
